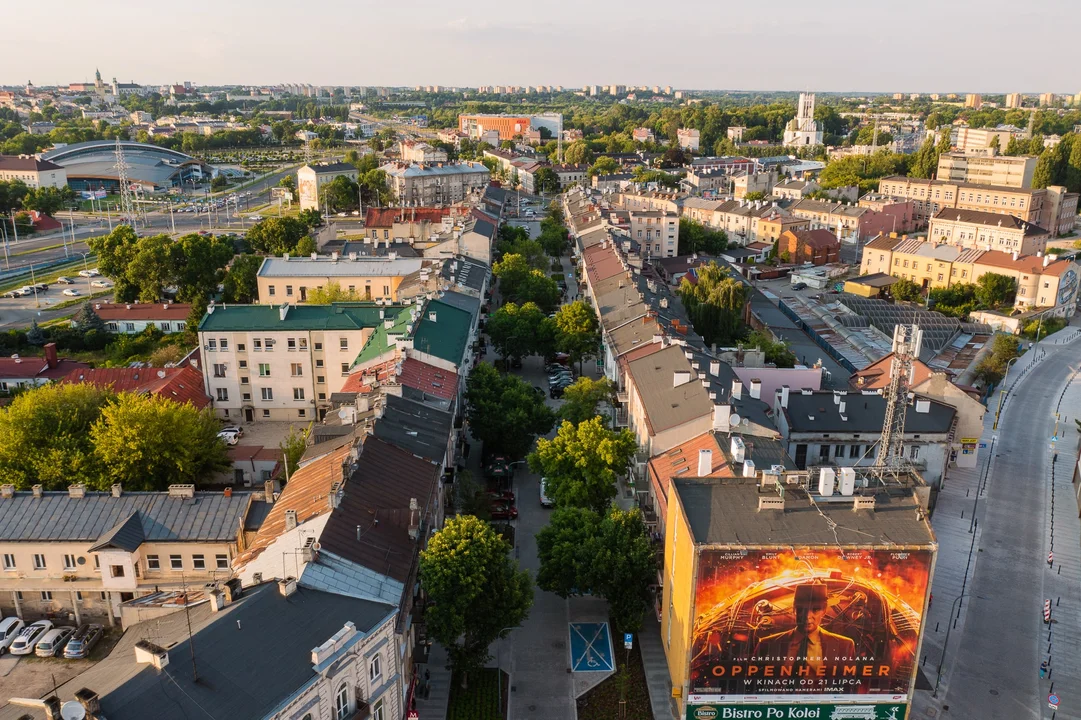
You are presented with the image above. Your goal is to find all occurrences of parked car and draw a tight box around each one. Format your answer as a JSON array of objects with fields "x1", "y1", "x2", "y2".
[
  {"x1": 218, "y1": 430, "x2": 241, "y2": 446},
  {"x1": 550, "y1": 383, "x2": 570, "y2": 399},
  {"x1": 90, "y1": 280, "x2": 113, "y2": 288},
  {"x1": 78, "y1": 269, "x2": 100, "y2": 278},
  {"x1": 63, "y1": 623, "x2": 104, "y2": 659},
  {"x1": 478, "y1": 490, "x2": 516, "y2": 504},
  {"x1": 34, "y1": 627, "x2": 75, "y2": 658},
  {"x1": 540, "y1": 477, "x2": 553, "y2": 507},
  {"x1": 790, "y1": 282, "x2": 808, "y2": 290},
  {"x1": 220, "y1": 425, "x2": 244, "y2": 438},
  {"x1": 0, "y1": 617, "x2": 25, "y2": 654},
  {"x1": 8, "y1": 620, "x2": 53, "y2": 656},
  {"x1": 55, "y1": 276, "x2": 75, "y2": 284},
  {"x1": 62, "y1": 289, "x2": 81, "y2": 297},
  {"x1": 489, "y1": 502, "x2": 519, "y2": 520}
]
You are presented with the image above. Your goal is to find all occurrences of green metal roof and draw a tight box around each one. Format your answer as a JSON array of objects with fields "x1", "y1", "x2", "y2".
[
  {"x1": 198, "y1": 303, "x2": 411, "y2": 332},
  {"x1": 412, "y1": 299, "x2": 473, "y2": 366},
  {"x1": 352, "y1": 305, "x2": 415, "y2": 367}
]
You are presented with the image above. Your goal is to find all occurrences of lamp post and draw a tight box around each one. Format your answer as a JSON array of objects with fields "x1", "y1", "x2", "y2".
[
  {"x1": 78, "y1": 252, "x2": 92, "y2": 296},
  {"x1": 933, "y1": 594, "x2": 969, "y2": 698},
  {"x1": 992, "y1": 354, "x2": 1021, "y2": 430},
  {"x1": 10, "y1": 208, "x2": 20, "y2": 245}
]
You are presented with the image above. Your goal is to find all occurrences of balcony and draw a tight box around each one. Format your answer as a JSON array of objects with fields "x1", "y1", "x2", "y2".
[{"x1": 347, "y1": 701, "x2": 371, "y2": 719}]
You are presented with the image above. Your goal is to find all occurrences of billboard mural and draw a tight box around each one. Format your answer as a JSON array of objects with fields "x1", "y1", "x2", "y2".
[{"x1": 689, "y1": 547, "x2": 932, "y2": 702}]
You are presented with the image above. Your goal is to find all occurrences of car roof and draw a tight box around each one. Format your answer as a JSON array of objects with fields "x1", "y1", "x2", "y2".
[{"x1": 0, "y1": 617, "x2": 20, "y2": 629}]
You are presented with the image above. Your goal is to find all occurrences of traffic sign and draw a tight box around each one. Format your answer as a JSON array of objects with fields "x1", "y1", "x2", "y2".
[
  {"x1": 1049, "y1": 693, "x2": 1060, "y2": 710},
  {"x1": 979, "y1": 442, "x2": 987, "y2": 449},
  {"x1": 624, "y1": 632, "x2": 633, "y2": 650},
  {"x1": 408, "y1": 711, "x2": 420, "y2": 720}
]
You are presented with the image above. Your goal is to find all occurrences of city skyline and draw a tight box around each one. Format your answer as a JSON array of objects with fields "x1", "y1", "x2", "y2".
[{"x1": 5, "y1": 0, "x2": 1078, "y2": 92}]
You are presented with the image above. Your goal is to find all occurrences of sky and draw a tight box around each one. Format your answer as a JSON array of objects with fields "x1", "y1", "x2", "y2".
[{"x1": 6, "y1": 0, "x2": 1079, "y2": 93}]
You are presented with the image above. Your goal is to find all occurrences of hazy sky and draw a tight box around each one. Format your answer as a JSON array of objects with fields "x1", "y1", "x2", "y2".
[{"x1": 6, "y1": 0, "x2": 1078, "y2": 93}]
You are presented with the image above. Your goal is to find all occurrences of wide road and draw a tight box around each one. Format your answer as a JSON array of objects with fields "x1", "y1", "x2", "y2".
[{"x1": 937, "y1": 331, "x2": 1081, "y2": 718}]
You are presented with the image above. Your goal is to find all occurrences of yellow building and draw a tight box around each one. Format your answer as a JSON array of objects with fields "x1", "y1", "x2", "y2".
[
  {"x1": 661, "y1": 474, "x2": 935, "y2": 718},
  {"x1": 255, "y1": 254, "x2": 438, "y2": 304}
]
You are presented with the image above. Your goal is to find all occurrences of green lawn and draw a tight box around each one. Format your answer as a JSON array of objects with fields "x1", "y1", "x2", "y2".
[{"x1": 447, "y1": 668, "x2": 508, "y2": 720}]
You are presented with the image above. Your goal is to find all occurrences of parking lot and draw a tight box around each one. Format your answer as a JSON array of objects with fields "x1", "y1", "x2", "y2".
[{"x1": 0, "y1": 625, "x2": 123, "y2": 706}]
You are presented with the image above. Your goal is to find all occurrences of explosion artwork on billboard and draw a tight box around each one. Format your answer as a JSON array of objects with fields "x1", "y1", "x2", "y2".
[{"x1": 689, "y1": 547, "x2": 932, "y2": 702}]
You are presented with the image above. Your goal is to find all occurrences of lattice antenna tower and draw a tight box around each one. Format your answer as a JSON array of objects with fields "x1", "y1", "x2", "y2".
[
  {"x1": 304, "y1": 137, "x2": 313, "y2": 165},
  {"x1": 872, "y1": 324, "x2": 922, "y2": 481},
  {"x1": 114, "y1": 137, "x2": 136, "y2": 228}
]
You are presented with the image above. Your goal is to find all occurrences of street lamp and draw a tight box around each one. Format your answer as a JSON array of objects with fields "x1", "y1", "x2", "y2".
[
  {"x1": 9, "y1": 208, "x2": 20, "y2": 245},
  {"x1": 78, "y1": 252, "x2": 93, "y2": 296},
  {"x1": 992, "y1": 355, "x2": 1022, "y2": 430},
  {"x1": 933, "y1": 594, "x2": 969, "y2": 698}
]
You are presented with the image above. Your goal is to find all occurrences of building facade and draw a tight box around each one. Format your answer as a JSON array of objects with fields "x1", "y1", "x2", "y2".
[
  {"x1": 255, "y1": 255, "x2": 434, "y2": 304},
  {"x1": 783, "y1": 92, "x2": 824, "y2": 146},
  {"x1": 937, "y1": 152, "x2": 1037, "y2": 189},
  {"x1": 297, "y1": 162, "x2": 360, "y2": 211},
  {"x1": 676, "y1": 128, "x2": 700, "y2": 151},
  {"x1": 381, "y1": 162, "x2": 490, "y2": 206},
  {"x1": 928, "y1": 207, "x2": 1049, "y2": 255},
  {"x1": 629, "y1": 211, "x2": 679, "y2": 257},
  {"x1": 0, "y1": 155, "x2": 67, "y2": 189}
]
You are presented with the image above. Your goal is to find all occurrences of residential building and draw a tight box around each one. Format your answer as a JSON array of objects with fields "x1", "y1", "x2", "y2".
[
  {"x1": 755, "y1": 214, "x2": 810, "y2": 243},
  {"x1": 60, "y1": 365, "x2": 210, "y2": 409},
  {"x1": 937, "y1": 152, "x2": 1037, "y2": 189},
  {"x1": 875, "y1": 176, "x2": 1078, "y2": 237},
  {"x1": 1005, "y1": 93, "x2": 1024, "y2": 108},
  {"x1": 0, "y1": 155, "x2": 67, "y2": 189},
  {"x1": 726, "y1": 126, "x2": 746, "y2": 142},
  {"x1": 629, "y1": 210, "x2": 679, "y2": 257},
  {"x1": 731, "y1": 171, "x2": 774, "y2": 199},
  {"x1": 929, "y1": 207, "x2": 1049, "y2": 255},
  {"x1": 783, "y1": 92, "x2": 824, "y2": 146},
  {"x1": 680, "y1": 198, "x2": 797, "y2": 245},
  {"x1": 779, "y1": 229, "x2": 840, "y2": 265},
  {"x1": 297, "y1": 162, "x2": 359, "y2": 211},
  {"x1": 859, "y1": 234, "x2": 1080, "y2": 314},
  {"x1": 950, "y1": 126, "x2": 1013, "y2": 151},
  {"x1": 551, "y1": 163, "x2": 589, "y2": 189},
  {"x1": 773, "y1": 179, "x2": 820, "y2": 200},
  {"x1": 399, "y1": 140, "x2": 447, "y2": 164},
  {"x1": 682, "y1": 167, "x2": 730, "y2": 194},
  {"x1": 592, "y1": 172, "x2": 636, "y2": 193},
  {"x1": 0, "y1": 343, "x2": 89, "y2": 394},
  {"x1": 1040, "y1": 93, "x2": 1057, "y2": 106},
  {"x1": 255, "y1": 254, "x2": 440, "y2": 304},
  {"x1": 632, "y1": 127, "x2": 655, "y2": 143},
  {"x1": 676, "y1": 128, "x2": 700, "y2": 151},
  {"x1": 774, "y1": 389, "x2": 956, "y2": 486},
  {"x1": 77, "y1": 302, "x2": 191, "y2": 334},
  {"x1": 790, "y1": 197, "x2": 906, "y2": 242},
  {"x1": 965, "y1": 93, "x2": 983, "y2": 109},
  {"x1": 660, "y1": 474, "x2": 935, "y2": 720},
  {"x1": 856, "y1": 194, "x2": 919, "y2": 233},
  {"x1": 0, "y1": 483, "x2": 267, "y2": 627},
  {"x1": 362, "y1": 206, "x2": 459, "y2": 243},
  {"x1": 624, "y1": 345, "x2": 714, "y2": 455},
  {"x1": 380, "y1": 161, "x2": 490, "y2": 206},
  {"x1": 457, "y1": 113, "x2": 529, "y2": 140}
]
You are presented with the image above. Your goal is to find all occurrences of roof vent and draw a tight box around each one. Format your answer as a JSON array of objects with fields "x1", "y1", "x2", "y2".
[
  {"x1": 853, "y1": 496, "x2": 876, "y2": 511},
  {"x1": 68, "y1": 484, "x2": 86, "y2": 499},
  {"x1": 111, "y1": 484, "x2": 122, "y2": 498},
  {"x1": 0, "y1": 485, "x2": 14, "y2": 499},
  {"x1": 134, "y1": 640, "x2": 170, "y2": 671},
  {"x1": 758, "y1": 496, "x2": 785, "y2": 511},
  {"x1": 167, "y1": 484, "x2": 195, "y2": 499}
]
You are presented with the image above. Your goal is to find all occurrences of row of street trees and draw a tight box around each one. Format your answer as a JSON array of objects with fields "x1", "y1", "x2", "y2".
[{"x1": 486, "y1": 299, "x2": 600, "y2": 374}]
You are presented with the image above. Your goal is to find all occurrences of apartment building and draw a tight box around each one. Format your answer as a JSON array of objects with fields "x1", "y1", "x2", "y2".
[
  {"x1": 629, "y1": 210, "x2": 679, "y2": 257},
  {"x1": 937, "y1": 152, "x2": 1037, "y2": 189},
  {"x1": 552, "y1": 163, "x2": 589, "y2": 189},
  {"x1": 381, "y1": 161, "x2": 490, "y2": 206},
  {"x1": 680, "y1": 198, "x2": 797, "y2": 245},
  {"x1": 950, "y1": 126, "x2": 1013, "y2": 151},
  {"x1": 929, "y1": 207, "x2": 1050, "y2": 255},
  {"x1": 964, "y1": 94, "x2": 983, "y2": 109},
  {"x1": 676, "y1": 128, "x2": 701, "y2": 151},
  {"x1": 779, "y1": 229, "x2": 840, "y2": 265},
  {"x1": 1005, "y1": 93, "x2": 1024, "y2": 108},
  {"x1": 0, "y1": 155, "x2": 67, "y2": 189},
  {"x1": 399, "y1": 140, "x2": 448, "y2": 164},
  {"x1": 0, "y1": 483, "x2": 266, "y2": 627},
  {"x1": 682, "y1": 167, "x2": 729, "y2": 194},
  {"x1": 790, "y1": 197, "x2": 911, "y2": 242},
  {"x1": 297, "y1": 162, "x2": 359, "y2": 211},
  {"x1": 731, "y1": 170, "x2": 774, "y2": 199},
  {"x1": 255, "y1": 254, "x2": 438, "y2": 304},
  {"x1": 860, "y1": 234, "x2": 1079, "y2": 314},
  {"x1": 458, "y1": 114, "x2": 530, "y2": 140},
  {"x1": 773, "y1": 179, "x2": 820, "y2": 200},
  {"x1": 877, "y1": 175, "x2": 1078, "y2": 236}
]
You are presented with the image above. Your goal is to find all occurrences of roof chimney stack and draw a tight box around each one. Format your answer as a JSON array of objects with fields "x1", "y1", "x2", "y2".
[
  {"x1": 408, "y1": 497, "x2": 420, "y2": 540},
  {"x1": 697, "y1": 449, "x2": 713, "y2": 476},
  {"x1": 44, "y1": 342, "x2": 58, "y2": 369},
  {"x1": 749, "y1": 379, "x2": 762, "y2": 400}
]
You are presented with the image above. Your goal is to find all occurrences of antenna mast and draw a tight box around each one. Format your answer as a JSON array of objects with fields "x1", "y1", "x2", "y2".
[
  {"x1": 872, "y1": 324, "x2": 921, "y2": 481},
  {"x1": 114, "y1": 137, "x2": 136, "y2": 228}
]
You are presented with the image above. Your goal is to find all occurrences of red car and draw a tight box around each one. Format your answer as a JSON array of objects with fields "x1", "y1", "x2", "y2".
[
  {"x1": 489, "y1": 502, "x2": 519, "y2": 520},
  {"x1": 478, "y1": 490, "x2": 516, "y2": 504}
]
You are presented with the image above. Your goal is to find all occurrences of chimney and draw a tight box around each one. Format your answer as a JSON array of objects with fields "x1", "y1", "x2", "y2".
[
  {"x1": 111, "y1": 484, "x2": 122, "y2": 498},
  {"x1": 75, "y1": 689, "x2": 101, "y2": 717},
  {"x1": 730, "y1": 436, "x2": 746, "y2": 463},
  {"x1": 279, "y1": 303, "x2": 290, "y2": 321},
  {"x1": 42, "y1": 697, "x2": 62, "y2": 720},
  {"x1": 328, "y1": 481, "x2": 342, "y2": 510},
  {"x1": 839, "y1": 400, "x2": 846, "y2": 415},
  {"x1": 264, "y1": 480, "x2": 275, "y2": 503},
  {"x1": 731, "y1": 379, "x2": 743, "y2": 400},
  {"x1": 779, "y1": 385, "x2": 790, "y2": 409},
  {"x1": 697, "y1": 449, "x2": 713, "y2": 476},
  {"x1": 284, "y1": 509, "x2": 298, "y2": 530},
  {"x1": 44, "y1": 342, "x2": 58, "y2": 369},
  {"x1": 749, "y1": 379, "x2": 762, "y2": 400},
  {"x1": 673, "y1": 371, "x2": 691, "y2": 387},
  {"x1": 1044, "y1": 254, "x2": 1052, "y2": 267},
  {"x1": 134, "y1": 640, "x2": 170, "y2": 671},
  {"x1": 742, "y1": 459, "x2": 756, "y2": 478},
  {"x1": 278, "y1": 576, "x2": 298, "y2": 597},
  {"x1": 32, "y1": 484, "x2": 42, "y2": 498},
  {"x1": 709, "y1": 360, "x2": 720, "y2": 376},
  {"x1": 68, "y1": 484, "x2": 86, "y2": 499},
  {"x1": 1012, "y1": 251, "x2": 1019, "y2": 261},
  {"x1": 0, "y1": 484, "x2": 14, "y2": 499},
  {"x1": 408, "y1": 497, "x2": 420, "y2": 540},
  {"x1": 167, "y1": 484, "x2": 195, "y2": 498}
]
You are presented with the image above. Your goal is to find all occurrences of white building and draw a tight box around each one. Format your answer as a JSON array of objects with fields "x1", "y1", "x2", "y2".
[
  {"x1": 297, "y1": 162, "x2": 360, "y2": 211},
  {"x1": 783, "y1": 92, "x2": 824, "y2": 147},
  {"x1": 0, "y1": 155, "x2": 67, "y2": 189}
]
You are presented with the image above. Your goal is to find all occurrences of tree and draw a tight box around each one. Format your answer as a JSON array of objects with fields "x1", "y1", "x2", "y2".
[
  {"x1": 306, "y1": 281, "x2": 363, "y2": 304},
  {"x1": 974, "y1": 333, "x2": 1021, "y2": 386},
  {"x1": 909, "y1": 139, "x2": 938, "y2": 179},
  {"x1": 678, "y1": 262, "x2": 748, "y2": 346},
  {"x1": 210, "y1": 175, "x2": 230, "y2": 191},
  {"x1": 745, "y1": 329, "x2": 796, "y2": 369},
  {"x1": 323, "y1": 174, "x2": 360, "y2": 212},
  {"x1": 553, "y1": 300, "x2": 600, "y2": 374},
  {"x1": 170, "y1": 232, "x2": 234, "y2": 303},
  {"x1": 279, "y1": 426, "x2": 307, "y2": 482},
  {"x1": 20, "y1": 186, "x2": 74, "y2": 216},
  {"x1": 465, "y1": 362, "x2": 556, "y2": 460},
  {"x1": 497, "y1": 238, "x2": 547, "y2": 271},
  {"x1": 678, "y1": 218, "x2": 728, "y2": 256},
  {"x1": 890, "y1": 277, "x2": 923, "y2": 302},
  {"x1": 819, "y1": 153, "x2": 910, "y2": 193},
  {"x1": 1067, "y1": 135, "x2": 1081, "y2": 194},
  {"x1": 297, "y1": 208, "x2": 322, "y2": 229},
  {"x1": 533, "y1": 167, "x2": 559, "y2": 193},
  {"x1": 742, "y1": 191, "x2": 767, "y2": 201},
  {"x1": 0, "y1": 383, "x2": 114, "y2": 489},
  {"x1": 537, "y1": 216, "x2": 569, "y2": 256},
  {"x1": 296, "y1": 235, "x2": 317, "y2": 257},
  {"x1": 222, "y1": 254, "x2": 263, "y2": 303},
  {"x1": 26, "y1": 320, "x2": 45, "y2": 346},
  {"x1": 564, "y1": 141, "x2": 594, "y2": 166},
  {"x1": 559, "y1": 376, "x2": 616, "y2": 426},
  {"x1": 974, "y1": 272, "x2": 1017, "y2": 308},
  {"x1": 88, "y1": 224, "x2": 141, "y2": 301},
  {"x1": 278, "y1": 175, "x2": 297, "y2": 201},
  {"x1": 72, "y1": 301, "x2": 107, "y2": 332},
  {"x1": 486, "y1": 302, "x2": 549, "y2": 363},
  {"x1": 493, "y1": 253, "x2": 561, "y2": 311},
  {"x1": 854, "y1": 125, "x2": 894, "y2": 146},
  {"x1": 589, "y1": 156, "x2": 620, "y2": 177},
  {"x1": 246, "y1": 217, "x2": 309, "y2": 255},
  {"x1": 529, "y1": 417, "x2": 638, "y2": 513},
  {"x1": 420, "y1": 516, "x2": 533, "y2": 688},
  {"x1": 1004, "y1": 136, "x2": 1024, "y2": 156},
  {"x1": 90, "y1": 392, "x2": 230, "y2": 491}
]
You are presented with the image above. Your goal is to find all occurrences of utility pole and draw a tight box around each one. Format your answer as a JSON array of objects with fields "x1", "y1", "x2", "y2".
[{"x1": 115, "y1": 137, "x2": 136, "y2": 229}]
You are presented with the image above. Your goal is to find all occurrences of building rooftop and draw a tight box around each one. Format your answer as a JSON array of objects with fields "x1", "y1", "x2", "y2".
[
  {"x1": 257, "y1": 255, "x2": 425, "y2": 278},
  {"x1": 87, "y1": 302, "x2": 191, "y2": 321},
  {"x1": 381, "y1": 161, "x2": 489, "y2": 178},
  {"x1": 397, "y1": 357, "x2": 458, "y2": 401},
  {"x1": 782, "y1": 390, "x2": 955, "y2": 434},
  {"x1": 302, "y1": 161, "x2": 358, "y2": 175},
  {"x1": 932, "y1": 207, "x2": 1049, "y2": 235},
  {"x1": 626, "y1": 345, "x2": 713, "y2": 435},
  {"x1": 373, "y1": 394, "x2": 453, "y2": 464},
  {"x1": 61, "y1": 365, "x2": 210, "y2": 409},
  {"x1": 198, "y1": 302, "x2": 410, "y2": 332},
  {"x1": 0, "y1": 155, "x2": 63, "y2": 172},
  {"x1": 672, "y1": 477, "x2": 936, "y2": 546},
  {"x1": 364, "y1": 207, "x2": 452, "y2": 228},
  {"x1": 412, "y1": 298, "x2": 473, "y2": 366}
]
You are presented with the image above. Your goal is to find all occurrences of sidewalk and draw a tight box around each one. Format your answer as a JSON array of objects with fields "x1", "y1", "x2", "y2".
[
  {"x1": 415, "y1": 643, "x2": 452, "y2": 719},
  {"x1": 638, "y1": 613, "x2": 677, "y2": 720}
]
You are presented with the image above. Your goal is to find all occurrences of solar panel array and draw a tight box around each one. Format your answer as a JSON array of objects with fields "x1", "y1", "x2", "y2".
[{"x1": 837, "y1": 296, "x2": 991, "y2": 359}]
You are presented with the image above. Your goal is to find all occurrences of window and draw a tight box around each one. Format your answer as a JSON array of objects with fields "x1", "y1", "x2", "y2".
[
  {"x1": 818, "y1": 445, "x2": 830, "y2": 460},
  {"x1": 298, "y1": 408, "x2": 306, "y2": 417},
  {"x1": 41, "y1": 591, "x2": 53, "y2": 601},
  {"x1": 299, "y1": 338, "x2": 308, "y2": 352},
  {"x1": 318, "y1": 392, "x2": 326, "y2": 401},
  {"x1": 290, "y1": 363, "x2": 303, "y2": 377},
  {"x1": 170, "y1": 555, "x2": 183, "y2": 570},
  {"x1": 293, "y1": 388, "x2": 305, "y2": 400},
  {"x1": 147, "y1": 555, "x2": 160, "y2": 570},
  {"x1": 94, "y1": 555, "x2": 99, "y2": 570},
  {"x1": 835, "y1": 445, "x2": 845, "y2": 458},
  {"x1": 287, "y1": 338, "x2": 297, "y2": 350},
  {"x1": 383, "y1": 285, "x2": 390, "y2": 297},
  {"x1": 341, "y1": 363, "x2": 350, "y2": 375},
  {"x1": 261, "y1": 388, "x2": 274, "y2": 401},
  {"x1": 254, "y1": 339, "x2": 263, "y2": 351},
  {"x1": 240, "y1": 376, "x2": 250, "y2": 386},
  {"x1": 216, "y1": 554, "x2": 229, "y2": 569},
  {"x1": 213, "y1": 363, "x2": 227, "y2": 378},
  {"x1": 239, "y1": 360, "x2": 248, "y2": 369},
  {"x1": 263, "y1": 409, "x2": 271, "y2": 418},
  {"x1": 369, "y1": 653, "x2": 382, "y2": 682},
  {"x1": 264, "y1": 338, "x2": 274, "y2": 351},
  {"x1": 64, "y1": 554, "x2": 77, "y2": 570},
  {"x1": 76, "y1": 591, "x2": 84, "y2": 601},
  {"x1": 314, "y1": 342, "x2": 323, "y2": 351},
  {"x1": 910, "y1": 445, "x2": 920, "y2": 460},
  {"x1": 335, "y1": 684, "x2": 350, "y2": 720},
  {"x1": 207, "y1": 339, "x2": 217, "y2": 351},
  {"x1": 219, "y1": 339, "x2": 229, "y2": 351},
  {"x1": 110, "y1": 565, "x2": 125, "y2": 578},
  {"x1": 315, "y1": 359, "x2": 324, "y2": 368},
  {"x1": 372, "y1": 700, "x2": 384, "y2": 720},
  {"x1": 850, "y1": 445, "x2": 862, "y2": 459},
  {"x1": 259, "y1": 363, "x2": 271, "y2": 377},
  {"x1": 286, "y1": 285, "x2": 293, "y2": 297},
  {"x1": 317, "y1": 376, "x2": 325, "y2": 384},
  {"x1": 33, "y1": 553, "x2": 46, "y2": 570},
  {"x1": 339, "y1": 337, "x2": 349, "y2": 350},
  {"x1": 192, "y1": 555, "x2": 205, "y2": 570},
  {"x1": 160, "y1": 322, "x2": 171, "y2": 332},
  {"x1": 3, "y1": 554, "x2": 14, "y2": 570},
  {"x1": 937, "y1": 273, "x2": 943, "y2": 281},
  {"x1": 268, "y1": 285, "x2": 276, "y2": 296},
  {"x1": 124, "y1": 322, "x2": 136, "y2": 332},
  {"x1": 237, "y1": 343, "x2": 246, "y2": 352}
]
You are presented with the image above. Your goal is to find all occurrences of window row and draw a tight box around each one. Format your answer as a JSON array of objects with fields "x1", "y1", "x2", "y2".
[{"x1": 145, "y1": 554, "x2": 230, "y2": 571}]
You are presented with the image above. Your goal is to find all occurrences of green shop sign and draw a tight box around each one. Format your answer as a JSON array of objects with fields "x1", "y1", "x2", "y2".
[{"x1": 686, "y1": 703, "x2": 908, "y2": 720}]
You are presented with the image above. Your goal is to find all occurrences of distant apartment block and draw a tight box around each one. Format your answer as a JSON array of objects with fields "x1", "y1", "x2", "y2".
[
  {"x1": 1005, "y1": 93, "x2": 1024, "y2": 108},
  {"x1": 937, "y1": 152, "x2": 1037, "y2": 189},
  {"x1": 964, "y1": 94, "x2": 983, "y2": 109},
  {"x1": 676, "y1": 128, "x2": 701, "y2": 151},
  {"x1": 950, "y1": 126, "x2": 1015, "y2": 152}
]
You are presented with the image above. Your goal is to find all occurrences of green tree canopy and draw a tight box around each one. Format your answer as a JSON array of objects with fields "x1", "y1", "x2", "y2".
[
  {"x1": 90, "y1": 392, "x2": 230, "y2": 491},
  {"x1": 677, "y1": 261, "x2": 748, "y2": 346},
  {"x1": 678, "y1": 218, "x2": 729, "y2": 255},
  {"x1": 563, "y1": 141, "x2": 594, "y2": 166},
  {"x1": 974, "y1": 272, "x2": 1017, "y2": 308},
  {"x1": 306, "y1": 281, "x2": 363, "y2": 303},
  {"x1": 533, "y1": 167, "x2": 559, "y2": 193},
  {"x1": 528, "y1": 417, "x2": 638, "y2": 514},
  {"x1": 890, "y1": 277, "x2": 923, "y2": 302},
  {"x1": 221, "y1": 254, "x2": 264, "y2": 303},
  {"x1": 588, "y1": 156, "x2": 620, "y2": 177},
  {"x1": 493, "y1": 253, "x2": 561, "y2": 311},
  {"x1": 553, "y1": 300, "x2": 600, "y2": 373},
  {"x1": 246, "y1": 216, "x2": 311, "y2": 255},
  {"x1": 485, "y1": 301, "x2": 550, "y2": 363},
  {"x1": 819, "y1": 153, "x2": 910, "y2": 193},
  {"x1": 465, "y1": 362, "x2": 556, "y2": 460},
  {"x1": 72, "y1": 301, "x2": 106, "y2": 332},
  {"x1": 420, "y1": 515, "x2": 533, "y2": 687},
  {"x1": 745, "y1": 329, "x2": 797, "y2": 369},
  {"x1": 559, "y1": 376, "x2": 616, "y2": 426}
]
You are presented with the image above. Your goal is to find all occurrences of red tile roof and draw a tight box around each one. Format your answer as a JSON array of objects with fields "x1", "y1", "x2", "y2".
[
  {"x1": 364, "y1": 207, "x2": 451, "y2": 228},
  {"x1": 0, "y1": 357, "x2": 89, "y2": 381},
  {"x1": 91, "y1": 302, "x2": 192, "y2": 321},
  {"x1": 975, "y1": 250, "x2": 1073, "y2": 277},
  {"x1": 582, "y1": 244, "x2": 626, "y2": 285},
  {"x1": 340, "y1": 358, "x2": 400, "y2": 394},
  {"x1": 398, "y1": 358, "x2": 458, "y2": 400},
  {"x1": 787, "y1": 229, "x2": 840, "y2": 249},
  {"x1": 647, "y1": 432, "x2": 732, "y2": 523},
  {"x1": 850, "y1": 353, "x2": 934, "y2": 391},
  {"x1": 60, "y1": 365, "x2": 210, "y2": 409}
]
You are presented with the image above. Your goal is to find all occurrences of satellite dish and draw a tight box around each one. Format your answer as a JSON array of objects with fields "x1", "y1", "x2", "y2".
[
  {"x1": 337, "y1": 408, "x2": 352, "y2": 421},
  {"x1": 729, "y1": 414, "x2": 741, "y2": 427},
  {"x1": 61, "y1": 702, "x2": 87, "y2": 720}
]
